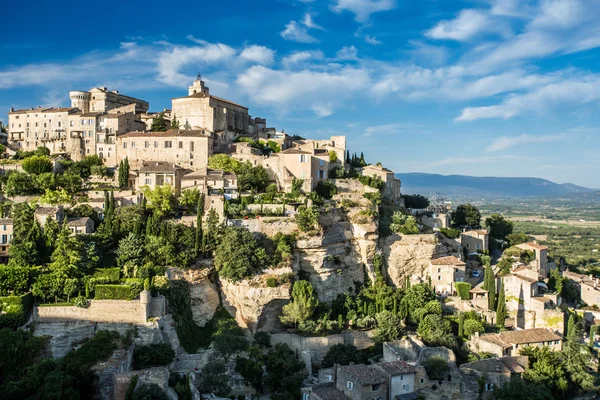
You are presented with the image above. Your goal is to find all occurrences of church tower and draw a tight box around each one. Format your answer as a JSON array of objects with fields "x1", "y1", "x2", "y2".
[{"x1": 188, "y1": 74, "x2": 210, "y2": 96}]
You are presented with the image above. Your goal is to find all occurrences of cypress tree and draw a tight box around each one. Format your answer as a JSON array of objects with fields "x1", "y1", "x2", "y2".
[
  {"x1": 496, "y1": 280, "x2": 506, "y2": 328},
  {"x1": 103, "y1": 190, "x2": 109, "y2": 213},
  {"x1": 488, "y1": 272, "x2": 496, "y2": 311},
  {"x1": 567, "y1": 314, "x2": 576, "y2": 340},
  {"x1": 123, "y1": 157, "x2": 130, "y2": 188},
  {"x1": 150, "y1": 112, "x2": 167, "y2": 132},
  {"x1": 359, "y1": 152, "x2": 366, "y2": 166},
  {"x1": 118, "y1": 161, "x2": 125, "y2": 188},
  {"x1": 170, "y1": 114, "x2": 180, "y2": 130},
  {"x1": 458, "y1": 313, "x2": 464, "y2": 337}
]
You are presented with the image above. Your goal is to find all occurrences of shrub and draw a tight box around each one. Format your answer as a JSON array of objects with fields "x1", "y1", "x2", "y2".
[
  {"x1": 315, "y1": 180, "x2": 337, "y2": 199},
  {"x1": 358, "y1": 175, "x2": 385, "y2": 190},
  {"x1": 93, "y1": 268, "x2": 120, "y2": 283},
  {"x1": 322, "y1": 344, "x2": 360, "y2": 368},
  {"x1": 0, "y1": 292, "x2": 33, "y2": 329},
  {"x1": 253, "y1": 332, "x2": 271, "y2": 348},
  {"x1": 440, "y1": 228, "x2": 460, "y2": 239},
  {"x1": 424, "y1": 357, "x2": 449, "y2": 381},
  {"x1": 455, "y1": 282, "x2": 472, "y2": 300},
  {"x1": 73, "y1": 296, "x2": 90, "y2": 308},
  {"x1": 22, "y1": 155, "x2": 53, "y2": 175},
  {"x1": 390, "y1": 212, "x2": 419, "y2": 234},
  {"x1": 94, "y1": 284, "x2": 138, "y2": 300},
  {"x1": 133, "y1": 343, "x2": 176, "y2": 370},
  {"x1": 266, "y1": 277, "x2": 279, "y2": 287},
  {"x1": 295, "y1": 205, "x2": 319, "y2": 232}
]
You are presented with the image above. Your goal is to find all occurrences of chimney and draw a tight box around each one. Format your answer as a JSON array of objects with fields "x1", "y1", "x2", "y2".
[{"x1": 10, "y1": 107, "x2": 14, "y2": 112}]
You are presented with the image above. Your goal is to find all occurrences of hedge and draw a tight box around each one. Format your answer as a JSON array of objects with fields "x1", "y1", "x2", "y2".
[
  {"x1": 0, "y1": 292, "x2": 34, "y2": 329},
  {"x1": 440, "y1": 228, "x2": 461, "y2": 239},
  {"x1": 93, "y1": 268, "x2": 121, "y2": 283},
  {"x1": 133, "y1": 343, "x2": 175, "y2": 370},
  {"x1": 456, "y1": 282, "x2": 472, "y2": 300},
  {"x1": 95, "y1": 284, "x2": 138, "y2": 300}
]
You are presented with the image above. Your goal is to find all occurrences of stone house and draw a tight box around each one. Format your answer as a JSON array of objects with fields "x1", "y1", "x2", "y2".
[
  {"x1": 429, "y1": 255, "x2": 466, "y2": 295},
  {"x1": 66, "y1": 217, "x2": 94, "y2": 234},
  {"x1": 181, "y1": 168, "x2": 238, "y2": 199},
  {"x1": 139, "y1": 109, "x2": 172, "y2": 131},
  {"x1": 116, "y1": 129, "x2": 213, "y2": 170},
  {"x1": 136, "y1": 161, "x2": 187, "y2": 195},
  {"x1": 461, "y1": 230, "x2": 489, "y2": 253},
  {"x1": 34, "y1": 206, "x2": 64, "y2": 227},
  {"x1": 69, "y1": 87, "x2": 148, "y2": 114},
  {"x1": 336, "y1": 364, "x2": 388, "y2": 400},
  {"x1": 516, "y1": 242, "x2": 549, "y2": 277},
  {"x1": 470, "y1": 328, "x2": 562, "y2": 357},
  {"x1": 503, "y1": 266, "x2": 539, "y2": 312},
  {"x1": 277, "y1": 147, "x2": 332, "y2": 192},
  {"x1": 563, "y1": 269, "x2": 600, "y2": 307},
  {"x1": 361, "y1": 164, "x2": 401, "y2": 201},
  {"x1": 374, "y1": 361, "x2": 417, "y2": 399},
  {"x1": 0, "y1": 218, "x2": 14, "y2": 263},
  {"x1": 459, "y1": 356, "x2": 528, "y2": 397}
]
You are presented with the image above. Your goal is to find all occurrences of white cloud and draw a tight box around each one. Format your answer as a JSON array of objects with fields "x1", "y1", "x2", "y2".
[
  {"x1": 485, "y1": 133, "x2": 564, "y2": 152},
  {"x1": 281, "y1": 50, "x2": 324, "y2": 68},
  {"x1": 428, "y1": 155, "x2": 522, "y2": 167},
  {"x1": 365, "y1": 35, "x2": 382, "y2": 45},
  {"x1": 302, "y1": 13, "x2": 323, "y2": 30},
  {"x1": 331, "y1": 0, "x2": 395, "y2": 23},
  {"x1": 239, "y1": 45, "x2": 275, "y2": 65},
  {"x1": 281, "y1": 21, "x2": 318, "y2": 43},
  {"x1": 425, "y1": 9, "x2": 493, "y2": 41},
  {"x1": 336, "y1": 45, "x2": 358, "y2": 60},
  {"x1": 363, "y1": 123, "x2": 423, "y2": 137}
]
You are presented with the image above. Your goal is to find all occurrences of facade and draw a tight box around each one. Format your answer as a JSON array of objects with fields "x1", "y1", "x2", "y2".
[
  {"x1": 69, "y1": 87, "x2": 148, "y2": 113},
  {"x1": 171, "y1": 76, "x2": 251, "y2": 136},
  {"x1": 0, "y1": 218, "x2": 14, "y2": 263},
  {"x1": 470, "y1": 328, "x2": 562, "y2": 357},
  {"x1": 461, "y1": 230, "x2": 489, "y2": 253},
  {"x1": 66, "y1": 217, "x2": 95, "y2": 234},
  {"x1": 277, "y1": 147, "x2": 332, "y2": 192},
  {"x1": 34, "y1": 206, "x2": 64, "y2": 227},
  {"x1": 374, "y1": 361, "x2": 417, "y2": 399},
  {"x1": 136, "y1": 161, "x2": 188, "y2": 195},
  {"x1": 516, "y1": 242, "x2": 549, "y2": 277},
  {"x1": 429, "y1": 256, "x2": 466, "y2": 295},
  {"x1": 7, "y1": 107, "x2": 78, "y2": 152},
  {"x1": 336, "y1": 364, "x2": 388, "y2": 400},
  {"x1": 503, "y1": 266, "x2": 539, "y2": 312},
  {"x1": 181, "y1": 168, "x2": 238, "y2": 198},
  {"x1": 563, "y1": 270, "x2": 600, "y2": 306},
  {"x1": 117, "y1": 130, "x2": 213, "y2": 170},
  {"x1": 361, "y1": 164, "x2": 401, "y2": 201},
  {"x1": 459, "y1": 356, "x2": 528, "y2": 397}
]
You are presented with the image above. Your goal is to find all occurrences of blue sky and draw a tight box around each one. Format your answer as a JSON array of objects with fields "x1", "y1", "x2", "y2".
[{"x1": 2, "y1": 0, "x2": 600, "y2": 187}]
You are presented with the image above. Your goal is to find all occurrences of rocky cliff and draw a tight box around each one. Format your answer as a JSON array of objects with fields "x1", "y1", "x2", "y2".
[{"x1": 167, "y1": 267, "x2": 220, "y2": 327}]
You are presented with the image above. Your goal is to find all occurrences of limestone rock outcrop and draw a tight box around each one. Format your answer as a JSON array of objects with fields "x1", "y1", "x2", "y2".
[{"x1": 167, "y1": 267, "x2": 220, "y2": 327}]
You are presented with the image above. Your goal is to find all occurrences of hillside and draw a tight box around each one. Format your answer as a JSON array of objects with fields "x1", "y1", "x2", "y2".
[{"x1": 397, "y1": 173, "x2": 595, "y2": 198}]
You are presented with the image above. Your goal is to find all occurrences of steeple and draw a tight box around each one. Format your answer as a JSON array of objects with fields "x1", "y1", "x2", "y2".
[{"x1": 188, "y1": 73, "x2": 210, "y2": 96}]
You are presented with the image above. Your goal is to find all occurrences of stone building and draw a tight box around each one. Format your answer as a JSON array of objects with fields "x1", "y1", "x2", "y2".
[
  {"x1": 171, "y1": 76, "x2": 251, "y2": 136},
  {"x1": 34, "y1": 206, "x2": 64, "y2": 227},
  {"x1": 516, "y1": 242, "x2": 549, "y2": 277},
  {"x1": 181, "y1": 168, "x2": 238, "y2": 198},
  {"x1": 276, "y1": 147, "x2": 333, "y2": 192},
  {"x1": 470, "y1": 328, "x2": 562, "y2": 357},
  {"x1": 361, "y1": 164, "x2": 401, "y2": 201},
  {"x1": 336, "y1": 364, "x2": 388, "y2": 400},
  {"x1": 374, "y1": 361, "x2": 417, "y2": 400},
  {"x1": 429, "y1": 255, "x2": 466, "y2": 295},
  {"x1": 461, "y1": 230, "x2": 489, "y2": 253},
  {"x1": 116, "y1": 130, "x2": 213, "y2": 170},
  {"x1": 503, "y1": 266, "x2": 539, "y2": 312},
  {"x1": 69, "y1": 87, "x2": 148, "y2": 114},
  {"x1": 459, "y1": 356, "x2": 528, "y2": 397},
  {"x1": 7, "y1": 107, "x2": 78, "y2": 152},
  {"x1": 66, "y1": 217, "x2": 95, "y2": 234},
  {"x1": 563, "y1": 270, "x2": 600, "y2": 307},
  {"x1": 135, "y1": 161, "x2": 188, "y2": 195},
  {"x1": 0, "y1": 218, "x2": 14, "y2": 264}
]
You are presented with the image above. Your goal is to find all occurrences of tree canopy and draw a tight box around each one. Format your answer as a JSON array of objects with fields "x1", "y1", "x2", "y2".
[
  {"x1": 453, "y1": 204, "x2": 481, "y2": 228},
  {"x1": 214, "y1": 226, "x2": 269, "y2": 282}
]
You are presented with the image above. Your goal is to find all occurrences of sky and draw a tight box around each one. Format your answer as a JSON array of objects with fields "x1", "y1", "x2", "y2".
[{"x1": 2, "y1": 0, "x2": 600, "y2": 187}]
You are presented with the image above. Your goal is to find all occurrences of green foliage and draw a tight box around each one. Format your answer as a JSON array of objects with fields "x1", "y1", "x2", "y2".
[
  {"x1": 149, "y1": 112, "x2": 168, "y2": 132},
  {"x1": 321, "y1": 344, "x2": 360, "y2": 368},
  {"x1": 6, "y1": 172, "x2": 36, "y2": 196},
  {"x1": 506, "y1": 232, "x2": 532, "y2": 246},
  {"x1": 463, "y1": 319, "x2": 485, "y2": 338},
  {"x1": 423, "y1": 357, "x2": 449, "y2": 381},
  {"x1": 132, "y1": 383, "x2": 169, "y2": 400},
  {"x1": 520, "y1": 346, "x2": 569, "y2": 399},
  {"x1": 483, "y1": 263, "x2": 496, "y2": 311},
  {"x1": 455, "y1": 282, "x2": 471, "y2": 300},
  {"x1": 493, "y1": 377, "x2": 554, "y2": 400},
  {"x1": 263, "y1": 343, "x2": 305, "y2": 399},
  {"x1": 208, "y1": 154, "x2": 241, "y2": 172},
  {"x1": 94, "y1": 284, "x2": 139, "y2": 300},
  {"x1": 213, "y1": 317, "x2": 248, "y2": 361},
  {"x1": 373, "y1": 311, "x2": 402, "y2": 342},
  {"x1": 280, "y1": 280, "x2": 318, "y2": 327},
  {"x1": 141, "y1": 185, "x2": 177, "y2": 217},
  {"x1": 0, "y1": 265, "x2": 31, "y2": 295},
  {"x1": 496, "y1": 280, "x2": 507, "y2": 327},
  {"x1": 314, "y1": 180, "x2": 337, "y2": 199},
  {"x1": 179, "y1": 188, "x2": 200, "y2": 214},
  {"x1": 235, "y1": 353, "x2": 264, "y2": 392},
  {"x1": 22, "y1": 155, "x2": 53, "y2": 175},
  {"x1": 403, "y1": 194, "x2": 430, "y2": 209},
  {"x1": 0, "y1": 292, "x2": 33, "y2": 329},
  {"x1": 439, "y1": 227, "x2": 461, "y2": 239},
  {"x1": 453, "y1": 204, "x2": 481, "y2": 227},
  {"x1": 93, "y1": 268, "x2": 121, "y2": 283},
  {"x1": 170, "y1": 115, "x2": 180, "y2": 130},
  {"x1": 485, "y1": 213, "x2": 514, "y2": 240},
  {"x1": 390, "y1": 212, "x2": 419, "y2": 234},
  {"x1": 0, "y1": 328, "x2": 47, "y2": 383},
  {"x1": 358, "y1": 174, "x2": 385, "y2": 190},
  {"x1": 266, "y1": 277, "x2": 278, "y2": 287},
  {"x1": 73, "y1": 296, "x2": 89, "y2": 308},
  {"x1": 39, "y1": 188, "x2": 71, "y2": 205},
  {"x1": 198, "y1": 360, "x2": 231, "y2": 397},
  {"x1": 133, "y1": 344, "x2": 175, "y2": 370},
  {"x1": 214, "y1": 226, "x2": 269, "y2": 281},
  {"x1": 404, "y1": 283, "x2": 436, "y2": 322},
  {"x1": 417, "y1": 314, "x2": 456, "y2": 348},
  {"x1": 328, "y1": 150, "x2": 338, "y2": 162},
  {"x1": 295, "y1": 205, "x2": 319, "y2": 232}
]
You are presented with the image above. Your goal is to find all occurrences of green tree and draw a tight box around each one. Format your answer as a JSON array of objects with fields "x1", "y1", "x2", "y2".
[
  {"x1": 496, "y1": 280, "x2": 507, "y2": 327},
  {"x1": 197, "y1": 360, "x2": 231, "y2": 396},
  {"x1": 295, "y1": 205, "x2": 319, "y2": 232},
  {"x1": 132, "y1": 383, "x2": 169, "y2": 400},
  {"x1": 117, "y1": 233, "x2": 145, "y2": 276},
  {"x1": 214, "y1": 226, "x2": 269, "y2": 281},
  {"x1": 39, "y1": 189, "x2": 71, "y2": 205},
  {"x1": 463, "y1": 319, "x2": 485, "y2": 338},
  {"x1": 506, "y1": 232, "x2": 532, "y2": 246},
  {"x1": 321, "y1": 344, "x2": 360, "y2": 368},
  {"x1": 263, "y1": 344, "x2": 305, "y2": 399},
  {"x1": 6, "y1": 172, "x2": 36, "y2": 196},
  {"x1": 280, "y1": 280, "x2": 318, "y2": 327},
  {"x1": 520, "y1": 346, "x2": 568, "y2": 398},
  {"x1": 483, "y1": 263, "x2": 496, "y2": 311},
  {"x1": 213, "y1": 327, "x2": 249, "y2": 362},
  {"x1": 389, "y1": 212, "x2": 419, "y2": 234},
  {"x1": 417, "y1": 314, "x2": 456, "y2": 348},
  {"x1": 150, "y1": 112, "x2": 168, "y2": 132},
  {"x1": 56, "y1": 172, "x2": 83, "y2": 195},
  {"x1": 329, "y1": 150, "x2": 338, "y2": 162},
  {"x1": 235, "y1": 351, "x2": 264, "y2": 391},
  {"x1": 170, "y1": 114, "x2": 180, "y2": 130},
  {"x1": 485, "y1": 213, "x2": 514, "y2": 240},
  {"x1": 207, "y1": 154, "x2": 241, "y2": 172},
  {"x1": 141, "y1": 185, "x2": 177, "y2": 217},
  {"x1": 458, "y1": 313, "x2": 464, "y2": 337},
  {"x1": 179, "y1": 188, "x2": 200, "y2": 213},
  {"x1": 423, "y1": 357, "x2": 449, "y2": 380},
  {"x1": 402, "y1": 194, "x2": 430, "y2": 209},
  {"x1": 404, "y1": 283, "x2": 436, "y2": 322},
  {"x1": 493, "y1": 378, "x2": 554, "y2": 400},
  {"x1": 374, "y1": 311, "x2": 402, "y2": 342},
  {"x1": 22, "y1": 155, "x2": 53, "y2": 175},
  {"x1": 567, "y1": 314, "x2": 576, "y2": 341},
  {"x1": 453, "y1": 204, "x2": 481, "y2": 227}
]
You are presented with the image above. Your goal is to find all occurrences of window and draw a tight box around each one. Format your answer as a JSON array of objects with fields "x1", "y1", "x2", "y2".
[
  {"x1": 420, "y1": 379, "x2": 424, "y2": 384},
  {"x1": 164, "y1": 140, "x2": 172, "y2": 148},
  {"x1": 554, "y1": 340, "x2": 560, "y2": 345},
  {"x1": 58, "y1": 122, "x2": 61, "y2": 127},
  {"x1": 123, "y1": 142, "x2": 127, "y2": 149},
  {"x1": 438, "y1": 276, "x2": 441, "y2": 281},
  {"x1": 402, "y1": 384, "x2": 408, "y2": 391},
  {"x1": 43, "y1": 123, "x2": 47, "y2": 128},
  {"x1": 2, "y1": 225, "x2": 5, "y2": 230},
  {"x1": 326, "y1": 375, "x2": 332, "y2": 382},
  {"x1": 302, "y1": 394, "x2": 309, "y2": 400},
  {"x1": 438, "y1": 268, "x2": 441, "y2": 273},
  {"x1": 485, "y1": 383, "x2": 493, "y2": 391},
  {"x1": 145, "y1": 141, "x2": 150, "y2": 148},
  {"x1": 190, "y1": 142, "x2": 194, "y2": 151},
  {"x1": 27, "y1": 122, "x2": 29, "y2": 127},
  {"x1": 154, "y1": 141, "x2": 158, "y2": 148},
  {"x1": 145, "y1": 178, "x2": 151, "y2": 185},
  {"x1": 372, "y1": 384, "x2": 380, "y2": 391},
  {"x1": 319, "y1": 159, "x2": 325, "y2": 167},
  {"x1": 299, "y1": 154, "x2": 307, "y2": 163},
  {"x1": 131, "y1": 142, "x2": 135, "y2": 148},
  {"x1": 179, "y1": 141, "x2": 183, "y2": 149},
  {"x1": 70, "y1": 121, "x2": 74, "y2": 127},
  {"x1": 400, "y1": 375, "x2": 403, "y2": 381},
  {"x1": 346, "y1": 381, "x2": 353, "y2": 391}
]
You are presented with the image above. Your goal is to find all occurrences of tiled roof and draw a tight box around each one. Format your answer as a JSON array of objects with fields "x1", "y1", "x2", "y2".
[
  {"x1": 280, "y1": 148, "x2": 311, "y2": 155},
  {"x1": 431, "y1": 255, "x2": 465, "y2": 266},
  {"x1": 338, "y1": 364, "x2": 386, "y2": 385},
  {"x1": 460, "y1": 356, "x2": 528, "y2": 374},
  {"x1": 117, "y1": 129, "x2": 210, "y2": 138},
  {"x1": 462, "y1": 230, "x2": 488, "y2": 237},
  {"x1": 376, "y1": 360, "x2": 416, "y2": 376},
  {"x1": 478, "y1": 328, "x2": 562, "y2": 348},
  {"x1": 35, "y1": 206, "x2": 59, "y2": 215},
  {"x1": 0, "y1": 218, "x2": 13, "y2": 224},
  {"x1": 182, "y1": 168, "x2": 236, "y2": 180},
  {"x1": 311, "y1": 384, "x2": 350, "y2": 400},
  {"x1": 172, "y1": 91, "x2": 248, "y2": 109},
  {"x1": 363, "y1": 164, "x2": 393, "y2": 173},
  {"x1": 67, "y1": 217, "x2": 91, "y2": 227},
  {"x1": 139, "y1": 161, "x2": 179, "y2": 173},
  {"x1": 519, "y1": 242, "x2": 548, "y2": 250},
  {"x1": 511, "y1": 273, "x2": 538, "y2": 284}
]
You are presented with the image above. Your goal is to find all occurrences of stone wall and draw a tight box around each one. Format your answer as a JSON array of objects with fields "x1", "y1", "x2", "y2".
[
  {"x1": 227, "y1": 217, "x2": 298, "y2": 236},
  {"x1": 270, "y1": 331, "x2": 375, "y2": 368}
]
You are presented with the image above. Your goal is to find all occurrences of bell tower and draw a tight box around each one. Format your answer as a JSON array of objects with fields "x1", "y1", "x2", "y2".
[{"x1": 188, "y1": 73, "x2": 210, "y2": 96}]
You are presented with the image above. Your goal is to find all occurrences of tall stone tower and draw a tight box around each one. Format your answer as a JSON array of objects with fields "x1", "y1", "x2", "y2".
[
  {"x1": 69, "y1": 91, "x2": 91, "y2": 113},
  {"x1": 188, "y1": 74, "x2": 210, "y2": 96}
]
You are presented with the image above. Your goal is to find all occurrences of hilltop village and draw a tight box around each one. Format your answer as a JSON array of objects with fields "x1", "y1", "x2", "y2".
[{"x1": 0, "y1": 77, "x2": 598, "y2": 400}]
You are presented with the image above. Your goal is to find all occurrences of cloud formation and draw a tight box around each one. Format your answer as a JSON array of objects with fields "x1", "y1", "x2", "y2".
[
  {"x1": 331, "y1": 0, "x2": 395, "y2": 22},
  {"x1": 486, "y1": 133, "x2": 564, "y2": 152}
]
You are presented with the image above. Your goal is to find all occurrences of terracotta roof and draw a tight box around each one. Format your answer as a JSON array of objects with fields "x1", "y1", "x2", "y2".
[
  {"x1": 511, "y1": 274, "x2": 538, "y2": 284},
  {"x1": 42, "y1": 107, "x2": 78, "y2": 113},
  {"x1": 67, "y1": 217, "x2": 91, "y2": 227},
  {"x1": 338, "y1": 364, "x2": 386, "y2": 385},
  {"x1": 182, "y1": 168, "x2": 236, "y2": 180},
  {"x1": 139, "y1": 161, "x2": 179, "y2": 173},
  {"x1": 478, "y1": 328, "x2": 562, "y2": 348},
  {"x1": 117, "y1": 129, "x2": 210, "y2": 138},
  {"x1": 363, "y1": 164, "x2": 393, "y2": 173},
  {"x1": 519, "y1": 242, "x2": 548, "y2": 250},
  {"x1": 35, "y1": 206, "x2": 59, "y2": 215},
  {"x1": 376, "y1": 360, "x2": 416, "y2": 376},
  {"x1": 311, "y1": 385, "x2": 350, "y2": 400},
  {"x1": 79, "y1": 112, "x2": 102, "y2": 117},
  {"x1": 431, "y1": 255, "x2": 465, "y2": 266},
  {"x1": 280, "y1": 148, "x2": 311, "y2": 155},
  {"x1": 460, "y1": 356, "x2": 528, "y2": 374},
  {"x1": 0, "y1": 218, "x2": 13, "y2": 224},
  {"x1": 462, "y1": 230, "x2": 488, "y2": 237}
]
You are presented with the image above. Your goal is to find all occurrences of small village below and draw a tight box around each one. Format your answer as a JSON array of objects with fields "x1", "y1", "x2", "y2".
[{"x1": 0, "y1": 76, "x2": 599, "y2": 400}]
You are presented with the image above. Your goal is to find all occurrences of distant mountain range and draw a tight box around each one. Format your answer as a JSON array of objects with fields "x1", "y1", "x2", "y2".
[{"x1": 397, "y1": 173, "x2": 596, "y2": 198}]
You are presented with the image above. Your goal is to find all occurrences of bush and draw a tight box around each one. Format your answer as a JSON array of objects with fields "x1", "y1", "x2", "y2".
[
  {"x1": 0, "y1": 292, "x2": 33, "y2": 329},
  {"x1": 455, "y1": 282, "x2": 471, "y2": 300},
  {"x1": 295, "y1": 205, "x2": 319, "y2": 232},
  {"x1": 253, "y1": 332, "x2": 271, "y2": 348},
  {"x1": 73, "y1": 296, "x2": 90, "y2": 308},
  {"x1": 133, "y1": 344, "x2": 176, "y2": 370},
  {"x1": 266, "y1": 277, "x2": 279, "y2": 287},
  {"x1": 94, "y1": 284, "x2": 138, "y2": 300},
  {"x1": 440, "y1": 228, "x2": 460, "y2": 239},
  {"x1": 358, "y1": 175, "x2": 385, "y2": 190},
  {"x1": 93, "y1": 268, "x2": 121, "y2": 283},
  {"x1": 424, "y1": 357, "x2": 449, "y2": 381},
  {"x1": 322, "y1": 344, "x2": 360, "y2": 368},
  {"x1": 22, "y1": 155, "x2": 53, "y2": 175},
  {"x1": 315, "y1": 180, "x2": 337, "y2": 199}
]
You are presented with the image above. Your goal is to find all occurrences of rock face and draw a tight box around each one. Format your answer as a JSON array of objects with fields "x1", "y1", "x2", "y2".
[
  {"x1": 382, "y1": 233, "x2": 459, "y2": 288},
  {"x1": 219, "y1": 267, "x2": 292, "y2": 333},
  {"x1": 167, "y1": 267, "x2": 220, "y2": 327}
]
